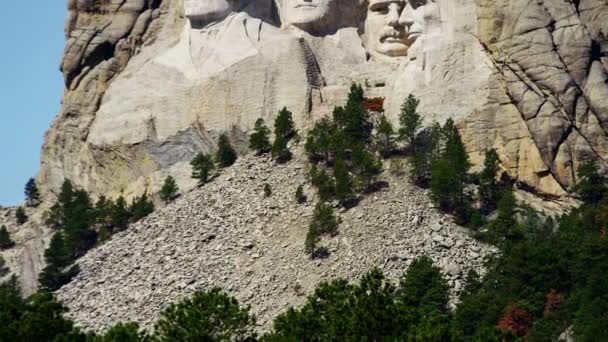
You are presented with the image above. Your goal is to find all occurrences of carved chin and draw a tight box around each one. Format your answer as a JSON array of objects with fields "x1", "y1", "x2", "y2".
[{"x1": 375, "y1": 42, "x2": 409, "y2": 57}]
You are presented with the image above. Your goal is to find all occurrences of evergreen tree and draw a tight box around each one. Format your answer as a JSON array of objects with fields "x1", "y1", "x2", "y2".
[
  {"x1": 63, "y1": 189, "x2": 97, "y2": 258},
  {"x1": 399, "y1": 256, "x2": 449, "y2": 314},
  {"x1": 0, "y1": 255, "x2": 9, "y2": 277},
  {"x1": 0, "y1": 225, "x2": 15, "y2": 250},
  {"x1": 295, "y1": 185, "x2": 307, "y2": 204},
  {"x1": 271, "y1": 134, "x2": 292, "y2": 163},
  {"x1": 305, "y1": 117, "x2": 337, "y2": 163},
  {"x1": 311, "y1": 202, "x2": 339, "y2": 236},
  {"x1": 274, "y1": 107, "x2": 297, "y2": 142},
  {"x1": 309, "y1": 165, "x2": 335, "y2": 201},
  {"x1": 110, "y1": 196, "x2": 130, "y2": 232},
  {"x1": 191, "y1": 153, "x2": 215, "y2": 185},
  {"x1": 398, "y1": 94, "x2": 422, "y2": 152},
  {"x1": 24, "y1": 178, "x2": 40, "y2": 207},
  {"x1": 15, "y1": 207, "x2": 27, "y2": 225},
  {"x1": 305, "y1": 223, "x2": 320, "y2": 257},
  {"x1": 334, "y1": 159, "x2": 354, "y2": 205},
  {"x1": 216, "y1": 133, "x2": 238, "y2": 168},
  {"x1": 485, "y1": 189, "x2": 522, "y2": 246},
  {"x1": 479, "y1": 149, "x2": 502, "y2": 214},
  {"x1": 249, "y1": 118, "x2": 272, "y2": 155},
  {"x1": 160, "y1": 176, "x2": 179, "y2": 204},
  {"x1": 129, "y1": 192, "x2": 155, "y2": 222},
  {"x1": 94, "y1": 322, "x2": 146, "y2": 342},
  {"x1": 338, "y1": 83, "x2": 373, "y2": 145},
  {"x1": 39, "y1": 233, "x2": 80, "y2": 291},
  {"x1": 375, "y1": 114, "x2": 395, "y2": 158},
  {"x1": 352, "y1": 145, "x2": 382, "y2": 190},
  {"x1": 154, "y1": 288, "x2": 256, "y2": 341},
  {"x1": 575, "y1": 160, "x2": 607, "y2": 205},
  {"x1": 410, "y1": 122, "x2": 442, "y2": 187}
]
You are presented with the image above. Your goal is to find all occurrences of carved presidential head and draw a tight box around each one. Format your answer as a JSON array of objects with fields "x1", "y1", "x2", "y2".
[
  {"x1": 184, "y1": 0, "x2": 236, "y2": 24},
  {"x1": 280, "y1": 0, "x2": 338, "y2": 32},
  {"x1": 363, "y1": 0, "x2": 439, "y2": 60}
]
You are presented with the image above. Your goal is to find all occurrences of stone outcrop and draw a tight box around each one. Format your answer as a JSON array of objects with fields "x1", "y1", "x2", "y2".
[
  {"x1": 39, "y1": 0, "x2": 608, "y2": 203},
  {"x1": 57, "y1": 147, "x2": 495, "y2": 333}
]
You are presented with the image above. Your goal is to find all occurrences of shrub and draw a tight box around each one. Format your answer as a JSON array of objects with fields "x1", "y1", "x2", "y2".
[
  {"x1": 375, "y1": 114, "x2": 395, "y2": 158},
  {"x1": 154, "y1": 288, "x2": 256, "y2": 341},
  {"x1": 0, "y1": 255, "x2": 9, "y2": 277},
  {"x1": 216, "y1": 133, "x2": 238, "y2": 168},
  {"x1": 160, "y1": 176, "x2": 179, "y2": 204},
  {"x1": 264, "y1": 184, "x2": 272, "y2": 198},
  {"x1": 24, "y1": 178, "x2": 40, "y2": 207},
  {"x1": 249, "y1": 118, "x2": 271, "y2": 155},
  {"x1": 295, "y1": 185, "x2": 307, "y2": 204},
  {"x1": 15, "y1": 207, "x2": 27, "y2": 225},
  {"x1": 0, "y1": 225, "x2": 15, "y2": 250},
  {"x1": 191, "y1": 153, "x2": 215, "y2": 185}
]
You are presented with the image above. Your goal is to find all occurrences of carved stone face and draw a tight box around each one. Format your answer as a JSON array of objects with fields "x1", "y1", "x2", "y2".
[
  {"x1": 184, "y1": 0, "x2": 233, "y2": 23},
  {"x1": 283, "y1": 0, "x2": 338, "y2": 31},
  {"x1": 365, "y1": 0, "x2": 408, "y2": 58},
  {"x1": 399, "y1": 0, "x2": 439, "y2": 44}
]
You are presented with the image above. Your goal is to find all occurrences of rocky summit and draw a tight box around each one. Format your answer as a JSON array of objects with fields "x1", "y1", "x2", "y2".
[
  {"x1": 39, "y1": 0, "x2": 608, "y2": 204},
  {"x1": 57, "y1": 147, "x2": 494, "y2": 332}
]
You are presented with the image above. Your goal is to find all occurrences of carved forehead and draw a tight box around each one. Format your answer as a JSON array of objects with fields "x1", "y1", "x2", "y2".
[{"x1": 368, "y1": 0, "x2": 406, "y2": 6}]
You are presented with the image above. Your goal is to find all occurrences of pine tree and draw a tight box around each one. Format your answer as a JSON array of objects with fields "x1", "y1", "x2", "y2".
[
  {"x1": 486, "y1": 189, "x2": 522, "y2": 245},
  {"x1": 249, "y1": 118, "x2": 272, "y2": 155},
  {"x1": 479, "y1": 149, "x2": 502, "y2": 214},
  {"x1": 271, "y1": 134, "x2": 292, "y2": 163},
  {"x1": 575, "y1": 160, "x2": 607, "y2": 205},
  {"x1": 110, "y1": 196, "x2": 130, "y2": 232},
  {"x1": 129, "y1": 192, "x2": 155, "y2": 222},
  {"x1": 15, "y1": 207, "x2": 27, "y2": 225},
  {"x1": 398, "y1": 94, "x2": 422, "y2": 152},
  {"x1": 375, "y1": 114, "x2": 395, "y2": 158},
  {"x1": 160, "y1": 176, "x2": 179, "y2": 204},
  {"x1": 352, "y1": 145, "x2": 382, "y2": 190},
  {"x1": 216, "y1": 133, "x2": 238, "y2": 168},
  {"x1": 0, "y1": 255, "x2": 8, "y2": 277},
  {"x1": 191, "y1": 153, "x2": 215, "y2": 185},
  {"x1": 39, "y1": 233, "x2": 79, "y2": 291},
  {"x1": 410, "y1": 123, "x2": 442, "y2": 187},
  {"x1": 305, "y1": 223, "x2": 320, "y2": 257},
  {"x1": 311, "y1": 202, "x2": 339, "y2": 236},
  {"x1": 334, "y1": 159, "x2": 354, "y2": 205},
  {"x1": 399, "y1": 256, "x2": 449, "y2": 314},
  {"x1": 339, "y1": 84, "x2": 372, "y2": 145},
  {"x1": 305, "y1": 117, "x2": 337, "y2": 163},
  {"x1": 295, "y1": 185, "x2": 307, "y2": 204},
  {"x1": 0, "y1": 225, "x2": 15, "y2": 250},
  {"x1": 309, "y1": 165, "x2": 335, "y2": 201},
  {"x1": 24, "y1": 178, "x2": 40, "y2": 207},
  {"x1": 274, "y1": 107, "x2": 297, "y2": 142}
]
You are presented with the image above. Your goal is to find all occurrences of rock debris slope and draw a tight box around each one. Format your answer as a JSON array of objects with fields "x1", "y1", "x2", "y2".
[{"x1": 57, "y1": 149, "x2": 494, "y2": 333}]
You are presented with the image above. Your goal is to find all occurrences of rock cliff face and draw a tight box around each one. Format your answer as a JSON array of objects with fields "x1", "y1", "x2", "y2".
[{"x1": 40, "y1": 0, "x2": 608, "y2": 202}]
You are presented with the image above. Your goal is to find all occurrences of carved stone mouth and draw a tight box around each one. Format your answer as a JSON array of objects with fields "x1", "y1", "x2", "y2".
[{"x1": 295, "y1": 4, "x2": 318, "y2": 9}]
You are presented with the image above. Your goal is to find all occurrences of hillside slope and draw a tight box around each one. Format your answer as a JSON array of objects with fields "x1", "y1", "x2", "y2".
[{"x1": 57, "y1": 147, "x2": 494, "y2": 332}]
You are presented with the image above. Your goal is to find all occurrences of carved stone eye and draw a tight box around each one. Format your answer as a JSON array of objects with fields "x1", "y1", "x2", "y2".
[{"x1": 409, "y1": 0, "x2": 427, "y2": 9}]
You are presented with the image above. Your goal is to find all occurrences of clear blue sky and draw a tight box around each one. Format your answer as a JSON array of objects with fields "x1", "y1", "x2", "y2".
[{"x1": 0, "y1": 3, "x2": 66, "y2": 206}]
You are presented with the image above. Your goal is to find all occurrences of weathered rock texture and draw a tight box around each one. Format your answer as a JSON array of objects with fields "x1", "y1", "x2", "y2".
[
  {"x1": 57, "y1": 148, "x2": 495, "y2": 333},
  {"x1": 39, "y1": 0, "x2": 608, "y2": 202}
]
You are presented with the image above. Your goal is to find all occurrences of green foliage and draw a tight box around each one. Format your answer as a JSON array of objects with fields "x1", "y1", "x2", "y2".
[
  {"x1": 352, "y1": 144, "x2": 382, "y2": 190},
  {"x1": 0, "y1": 225, "x2": 15, "y2": 250},
  {"x1": 311, "y1": 202, "x2": 338, "y2": 236},
  {"x1": 153, "y1": 288, "x2": 256, "y2": 341},
  {"x1": 160, "y1": 176, "x2": 179, "y2": 204},
  {"x1": 333, "y1": 159, "x2": 354, "y2": 205},
  {"x1": 15, "y1": 207, "x2": 27, "y2": 225},
  {"x1": 410, "y1": 122, "x2": 442, "y2": 187},
  {"x1": 271, "y1": 134, "x2": 292, "y2": 163},
  {"x1": 191, "y1": 153, "x2": 215, "y2": 185},
  {"x1": 249, "y1": 118, "x2": 272, "y2": 155},
  {"x1": 304, "y1": 117, "x2": 338, "y2": 163},
  {"x1": 216, "y1": 133, "x2": 238, "y2": 168},
  {"x1": 335, "y1": 83, "x2": 373, "y2": 145},
  {"x1": 264, "y1": 183, "x2": 272, "y2": 198},
  {"x1": 484, "y1": 189, "x2": 523, "y2": 247},
  {"x1": 0, "y1": 256, "x2": 9, "y2": 277},
  {"x1": 129, "y1": 192, "x2": 155, "y2": 222},
  {"x1": 479, "y1": 149, "x2": 502, "y2": 214},
  {"x1": 39, "y1": 233, "x2": 80, "y2": 291},
  {"x1": 574, "y1": 160, "x2": 607, "y2": 205},
  {"x1": 304, "y1": 222, "x2": 320, "y2": 257},
  {"x1": 24, "y1": 178, "x2": 40, "y2": 207},
  {"x1": 92, "y1": 322, "x2": 146, "y2": 342},
  {"x1": 264, "y1": 267, "x2": 453, "y2": 341},
  {"x1": 110, "y1": 196, "x2": 130, "y2": 232},
  {"x1": 309, "y1": 165, "x2": 335, "y2": 201},
  {"x1": 398, "y1": 94, "x2": 422, "y2": 150},
  {"x1": 375, "y1": 114, "x2": 395, "y2": 158},
  {"x1": 295, "y1": 185, "x2": 307, "y2": 204},
  {"x1": 399, "y1": 256, "x2": 450, "y2": 314},
  {"x1": 274, "y1": 107, "x2": 297, "y2": 142}
]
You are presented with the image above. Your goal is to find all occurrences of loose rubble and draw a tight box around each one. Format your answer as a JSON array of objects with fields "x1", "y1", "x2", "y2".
[{"x1": 57, "y1": 149, "x2": 496, "y2": 333}]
